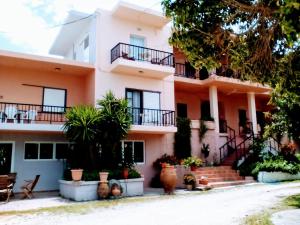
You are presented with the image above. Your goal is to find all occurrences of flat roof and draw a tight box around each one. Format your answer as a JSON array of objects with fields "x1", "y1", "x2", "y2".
[
  {"x1": 112, "y1": 1, "x2": 170, "y2": 28},
  {"x1": 0, "y1": 49, "x2": 94, "y2": 76}
]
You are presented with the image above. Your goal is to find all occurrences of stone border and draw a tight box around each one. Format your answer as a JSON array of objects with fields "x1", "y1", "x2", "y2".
[
  {"x1": 59, "y1": 178, "x2": 144, "y2": 202},
  {"x1": 258, "y1": 171, "x2": 300, "y2": 183}
]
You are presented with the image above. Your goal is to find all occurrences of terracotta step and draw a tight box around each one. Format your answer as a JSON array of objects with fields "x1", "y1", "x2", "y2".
[
  {"x1": 207, "y1": 180, "x2": 255, "y2": 188},
  {"x1": 203, "y1": 177, "x2": 244, "y2": 182},
  {"x1": 195, "y1": 173, "x2": 239, "y2": 178}
]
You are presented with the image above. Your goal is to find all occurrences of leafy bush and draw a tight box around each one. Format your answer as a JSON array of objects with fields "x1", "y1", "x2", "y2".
[
  {"x1": 128, "y1": 168, "x2": 142, "y2": 179},
  {"x1": 152, "y1": 154, "x2": 179, "y2": 171},
  {"x1": 252, "y1": 156, "x2": 300, "y2": 175},
  {"x1": 182, "y1": 156, "x2": 202, "y2": 168},
  {"x1": 183, "y1": 173, "x2": 196, "y2": 185}
]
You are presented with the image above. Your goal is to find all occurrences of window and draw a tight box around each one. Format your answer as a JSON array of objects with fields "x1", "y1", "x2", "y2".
[
  {"x1": 39, "y1": 143, "x2": 54, "y2": 159},
  {"x1": 126, "y1": 89, "x2": 161, "y2": 125},
  {"x1": 24, "y1": 142, "x2": 70, "y2": 160},
  {"x1": 177, "y1": 103, "x2": 187, "y2": 118},
  {"x1": 43, "y1": 88, "x2": 66, "y2": 113},
  {"x1": 121, "y1": 141, "x2": 144, "y2": 164},
  {"x1": 130, "y1": 35, "x2": 145, "y2": 60},
  {"x1": 83, "y1": 35, "x2": 89, "y2": 62},
  {"x1": 24, "y1": 143, "x2": 39, "y2": 160}
]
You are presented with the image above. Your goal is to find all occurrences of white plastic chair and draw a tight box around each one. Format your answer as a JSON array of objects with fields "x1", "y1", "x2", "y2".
[
  {"x1": 4, "y1": 106, "x2": 18, "y2": 123},
  {"x1": 26, "y1": 110, "x2": 37, "y2": 123}
]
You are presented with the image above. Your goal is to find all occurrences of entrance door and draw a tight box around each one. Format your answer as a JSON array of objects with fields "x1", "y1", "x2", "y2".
[{"x1": 0, "y1": 143, "x2": 13, "y2": 175}]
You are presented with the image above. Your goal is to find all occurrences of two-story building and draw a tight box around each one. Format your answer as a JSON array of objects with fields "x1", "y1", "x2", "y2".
[{"x1": 0, "y1": 1, "x2": 271, "y2": 192}]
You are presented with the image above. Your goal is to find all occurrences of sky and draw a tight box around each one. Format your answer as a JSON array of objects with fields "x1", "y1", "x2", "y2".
[{"x1": 0, "y1": 0, "x2": 162, "y2": 56}]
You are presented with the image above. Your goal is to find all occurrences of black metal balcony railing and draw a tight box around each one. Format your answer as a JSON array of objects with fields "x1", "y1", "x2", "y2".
[
  {"x1": 111, "y1": 43, "x2": 174, "y2": 67},
  {"x1": 175, "y1": 63, "x2": 241, "y2": 80},
  {"x1": 128, "y1": 107, "x2": 175, "y2": 127},
  {"x1": 0, "y1": 102, "x2": 68, "y2": 124}
]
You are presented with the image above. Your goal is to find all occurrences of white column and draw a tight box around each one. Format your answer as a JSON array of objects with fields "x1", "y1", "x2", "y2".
[
  {"x1": 247, "y1": 92, "x2": 258, "y2": 134},
  {"x1": 209, "y1": 86, "x2": 219, "y2": 133}
]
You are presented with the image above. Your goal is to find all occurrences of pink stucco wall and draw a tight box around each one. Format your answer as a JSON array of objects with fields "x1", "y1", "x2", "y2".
[{"x1": 0, "y1": 66, "x2": 92, "y2": 106}]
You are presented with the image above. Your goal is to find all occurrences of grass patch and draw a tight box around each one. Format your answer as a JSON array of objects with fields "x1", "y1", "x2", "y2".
[{"x1": 241, "y1": 193, "x2": 300, "y2": 225}]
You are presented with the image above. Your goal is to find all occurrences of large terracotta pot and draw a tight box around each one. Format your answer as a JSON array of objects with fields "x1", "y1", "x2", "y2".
[
  {"x1": 160, "y1": 165, "x2": 177, "y2": 194},
  {"x1": 99, "y1": 172, "x2": 109, "y2": 182},
  {"x1": 98, "y1": 182, "x2": 109, "y2": 199},
  {"x1": 71, "y1": 169, "x2": 83, "y2": 181}
]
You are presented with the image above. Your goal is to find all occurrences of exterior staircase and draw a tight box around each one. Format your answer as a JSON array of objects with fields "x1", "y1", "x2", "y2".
[{"x1": 193, "y1": 166, "x2": 255, "y2": 188}]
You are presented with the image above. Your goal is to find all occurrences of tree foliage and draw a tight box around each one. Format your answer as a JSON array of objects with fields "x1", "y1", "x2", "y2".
[
  {"x1": 63, "y1": 91, "x2": 131, "y2": 170},
  {"x1": 162, "y1": 0, "x2": 300, "y2": 83}
]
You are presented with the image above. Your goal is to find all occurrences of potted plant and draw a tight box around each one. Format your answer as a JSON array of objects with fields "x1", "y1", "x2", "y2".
[
  {"x1": 183, "y1": 156, "x2": 202, "y2": 171},
  {"x1": 71, "y1": 169, "x2": 83, "y2": 181},
  {"x1": 183, "y1": 173, "x2": 196, "y2": 190}
]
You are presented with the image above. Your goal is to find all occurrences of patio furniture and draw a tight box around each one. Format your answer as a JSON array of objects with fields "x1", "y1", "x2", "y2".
[
  {"x1": 8, "y1": 173, "x2": 17, "y2": 197},
  {"x1": 0, "y1": 111, "x2": 6, "y2": 123},
  {"x1": 0, "y1": 175, "x2": 13, "y2": 202},
  {"x1": 4, "y1": 105, "x2": 18, "y2": 123},
  {"x1": 25, "y1": 110, "x2": 37, "y2": 123},
  {"x1": 21, "y1": 175, "x2": 40, "y2": 199}
]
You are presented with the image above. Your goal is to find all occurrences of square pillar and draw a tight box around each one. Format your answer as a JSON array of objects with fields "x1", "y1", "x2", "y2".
[
  {"x1": 209, "y1": 86, "x2": 219, "y2": 133},
  {"x1": 247, "y1": 92, "x2": 258, "y2": 134}
]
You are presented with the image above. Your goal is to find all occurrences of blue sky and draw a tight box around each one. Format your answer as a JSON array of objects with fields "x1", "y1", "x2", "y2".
[{"x1": 0, "y1": 0, "x2": 162, "y2": 56}]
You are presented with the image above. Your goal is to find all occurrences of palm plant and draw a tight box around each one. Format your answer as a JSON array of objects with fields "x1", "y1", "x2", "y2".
[
  {"x1": 64, "y1": 106, "x2": 101, "y2": 170},
  {"x1": 97, "y1": 91, "x2": 132, "y2": 169}
]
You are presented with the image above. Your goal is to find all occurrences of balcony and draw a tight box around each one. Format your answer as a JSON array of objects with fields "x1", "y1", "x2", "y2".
[
  {"x1": 174, "y1": 63, "x2": 271, "y2": 94},
  {"x1": 128, "y1": 107, "x2": 177, "y2": 134},
  {"x1": 110, "y1": 43, "x2": 175, "y2": 79},
  {"x1": 0, "y1": 102, "x2": 68, "y2": 132}
]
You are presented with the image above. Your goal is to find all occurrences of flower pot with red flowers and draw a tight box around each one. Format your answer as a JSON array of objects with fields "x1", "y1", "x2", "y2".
[{"x1": 183, "y1": 173, "x2": 196, "y2": 190}]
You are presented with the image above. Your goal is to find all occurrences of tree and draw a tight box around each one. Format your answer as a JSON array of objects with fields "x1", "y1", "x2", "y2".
[
  {"x1": 64, "y1": 106, "x2": 101, "y2": 170},
  {"x1": 162, "y1": 0, "x2": 300, "y2": 83},
  {"x1": 97, "y1": 91, "x2": 132, "y2": 169},
  {"x1": 163, "y1": 0, "x2": 300, "y2": 142}
]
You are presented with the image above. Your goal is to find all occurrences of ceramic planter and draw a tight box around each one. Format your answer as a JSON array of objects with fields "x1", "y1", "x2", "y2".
[
  {"x1": 160, "y1": 165, "x2": 177, "y2": 194},
  {"x1": 123, "y1": 168, "x2": 129, "y2": 179},
  {"x1": 99, "y1": 172, "x2": 109, "y2": 182},
  {"x1": 71, "y1": 169, "x2": 83, "y2": 181},
  {"x1": 186, "y1": 184, "x2": 193, "y2": 191}
]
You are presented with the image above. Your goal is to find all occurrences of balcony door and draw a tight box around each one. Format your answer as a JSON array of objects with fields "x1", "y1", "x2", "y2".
[
  {"x1": 130, "y1": 35, "x2": 145, "y2": 60},
  {"x1": 126, "y1": 89, "x2": 160, "y2": 125}
]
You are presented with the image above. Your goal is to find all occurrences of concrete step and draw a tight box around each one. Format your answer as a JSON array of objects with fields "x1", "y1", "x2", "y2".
[
  {"x1": 204, "y1": 177, "x2": 245, "y2": 182},
  {"x1": 195, "y1": 173, "x2": 239, "y2": 178},
  {"x1": 206, "y1": 180, "x2": 255, "y2": 188}
]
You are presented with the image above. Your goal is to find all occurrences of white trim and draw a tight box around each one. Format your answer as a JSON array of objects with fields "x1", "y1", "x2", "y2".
[
  {"x1": 0, "y1": 141, "x2": 15, "y2": 172},
  {"x1": 121, "y1": 140, "x2": 145, "y2": 164},
  {"x1": 23, "y1": 141, "x2": 71, "y2": 161}
]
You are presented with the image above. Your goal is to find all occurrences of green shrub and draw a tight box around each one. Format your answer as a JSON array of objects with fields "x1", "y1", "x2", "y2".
[
  {"x1": 174, "y1": 117, "x2": 191, "y2": 159},
  {"x1": 252, "y1": 156, "x2": 300, "y2": 175},
  {"x1": 182, "y1": 156, "x2": 202, "y2": 168},
  {"x1": 128, "y1": 168, "x2": 141, "y2": 179}
]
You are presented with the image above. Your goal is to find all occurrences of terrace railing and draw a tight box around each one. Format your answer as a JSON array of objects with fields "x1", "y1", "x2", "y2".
[
  {"x1": 0, "y1": 102, "x2": 69, "y2": 124},
  {"x1": 128, "y1": 107, "x2": 175, "y2": 127},
  {"x1": 111, "y1": 43, "x2": 174, "y2": 67}
]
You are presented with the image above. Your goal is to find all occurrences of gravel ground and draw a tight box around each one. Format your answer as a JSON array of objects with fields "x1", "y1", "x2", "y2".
[{"x1": 1, "y1": 182, "x2": 300, "y2": 225}]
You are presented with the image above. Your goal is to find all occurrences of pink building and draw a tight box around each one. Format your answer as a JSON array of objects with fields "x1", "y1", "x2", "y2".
[{"x1": 0, "y1": 2, "x2": 271, "y2": 191}]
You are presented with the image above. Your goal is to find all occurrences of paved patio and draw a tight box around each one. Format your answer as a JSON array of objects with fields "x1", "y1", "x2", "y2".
[{"x1": 0, "y1": 182, "x2": 299, "y2": 225}]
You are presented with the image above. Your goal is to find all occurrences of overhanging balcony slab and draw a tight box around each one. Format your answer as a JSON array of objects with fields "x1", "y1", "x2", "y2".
[
  {"x1": 110, "y1": 58, "x2": 175, "y2": 79},
  {"x1": 130, "y1": 125, "x2": 177, "y2": 134},
  {"x1": 0, "y1": 123, "x2": 64, "y2": 133}
]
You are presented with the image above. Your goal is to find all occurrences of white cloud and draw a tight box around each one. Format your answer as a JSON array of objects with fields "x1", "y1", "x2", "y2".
[{"x1": 0, "y1": 0, "x2": 163, "y2": 55}]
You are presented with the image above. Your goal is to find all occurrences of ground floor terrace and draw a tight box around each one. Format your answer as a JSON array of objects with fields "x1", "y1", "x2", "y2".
[
  {"x1": 174, "y1": 75, "x2": 272, "y2": 164},
  {"x1": 1, "y1": 182, "x2": 300, "y2": 225},
  {"x1": 0, "y1": 130, "x2": 175, "y2": 193}
]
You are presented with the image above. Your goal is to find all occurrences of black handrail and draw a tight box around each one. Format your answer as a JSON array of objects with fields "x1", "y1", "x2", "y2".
[
  {"x1": 219, "y1": 121, "x2": 237, "y2": 163},
  {"x1": 128, "y1": 107, "x2": 175, "y2": 126},
  {"x1": 111, "y1": 43, "x2": 174, "y2": 67},
  {"x1": 0, "y1": 102, "x2": 69, "y2": 124}
]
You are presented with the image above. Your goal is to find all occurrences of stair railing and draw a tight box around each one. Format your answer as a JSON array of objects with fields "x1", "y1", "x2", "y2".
[{"x1": 219, "y1": 121, "x2": 237, "y2": 164}]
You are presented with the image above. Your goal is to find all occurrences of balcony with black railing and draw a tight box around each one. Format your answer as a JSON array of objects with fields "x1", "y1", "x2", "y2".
[
  {"x1": 110, "y1": 43, "x2": 175, "y2": 78},
  {"x1": 0, "y1": 102, "x2": 69, "y2": 131},
  {"x1": 128, "y1": 107, "x2": 177, "y2": 133}
]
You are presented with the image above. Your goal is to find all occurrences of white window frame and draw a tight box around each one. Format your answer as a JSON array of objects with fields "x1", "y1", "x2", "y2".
[
  {"x1": 121, "y1": 140, "x2": 145, "y2": 164},
  {"x1": 24, "y1": 142, "x2": 71, "y2": 161},
  {"x1": 42, "y1": 87, "x2": 66, "y2": 113}
]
